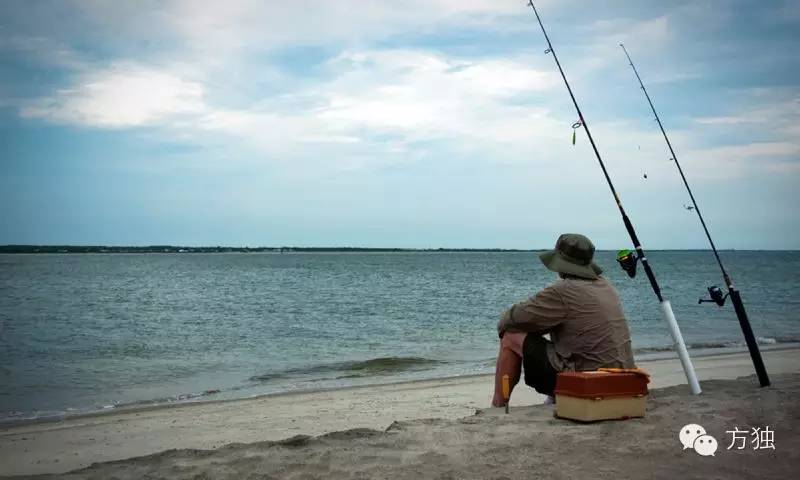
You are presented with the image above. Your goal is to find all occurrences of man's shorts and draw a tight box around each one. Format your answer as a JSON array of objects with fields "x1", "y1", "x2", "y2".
[{"x1": 522, "y1": 334, "x2": 558, "y2": 396}]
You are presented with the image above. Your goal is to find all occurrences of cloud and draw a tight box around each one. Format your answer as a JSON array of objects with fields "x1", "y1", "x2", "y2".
[
  {"x1": 699, "y1": 142, "x2": 800, "y2": 159},
  {"x1": 315, "y1": 50, "x2": 558, "y2": 138},
  {"x1": 7, "y1": 0, "x2": 800, "y2": 180},
  {"x1": 235, "y1": 48, "x2": 565, "y2": 169},
  {"x1": 20, "y1": 63, "x2": 206, "y2": 128},
  {"x1": 0, "y1": 34, "x2": 86, "y2": 71},
  {"x1": 17, "y1": 47, "x2": 564, "y2": 171},
  {"x1": 694, "y1": 96, "x2": 800, "y2": 135},
  {"x1": 3, "y1": 1, "x2": 800, "y2": 248},
  {"x1": 160, "y1": 0, "x2": 530, "y2": 57},
  {"x1": 577, "y1": 15, "x2": 673, "y2": 77},
  {"x1": 764, "y1": 162, "x2": 800, "y2": 173},
  {"x1": 694, "y1": 115, "x2": 758, "y2": 125},
  {"x1": 675, "y1": 141, "x2": 800, "y2": 180}
]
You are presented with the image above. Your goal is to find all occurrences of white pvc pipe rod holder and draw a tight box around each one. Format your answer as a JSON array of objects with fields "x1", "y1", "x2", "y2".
[{"x1": 660, "y1": 300, "x2": 702, "y2": 394}]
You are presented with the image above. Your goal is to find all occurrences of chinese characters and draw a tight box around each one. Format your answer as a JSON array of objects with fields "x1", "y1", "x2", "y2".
[{"x1": 725, "y1": 426, "x2": 774, "y2": 450}]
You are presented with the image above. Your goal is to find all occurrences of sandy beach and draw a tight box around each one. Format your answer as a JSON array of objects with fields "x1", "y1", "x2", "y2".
[{"x1": 2, "y1": 347, "x2": 799, "y2": 478}]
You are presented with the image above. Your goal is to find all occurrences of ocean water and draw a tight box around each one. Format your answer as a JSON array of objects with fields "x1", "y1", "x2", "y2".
[{"x1": 1, "y1": 251, "x2": 799, "y2": 422}]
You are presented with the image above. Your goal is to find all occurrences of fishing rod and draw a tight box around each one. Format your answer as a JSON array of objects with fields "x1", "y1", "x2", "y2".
[
  {"x1": 619, "y1": 43, "x2": 770, "y2": 387},
  {"x1": 524, "y1": 1, "x2": 701, "y2": 394}
]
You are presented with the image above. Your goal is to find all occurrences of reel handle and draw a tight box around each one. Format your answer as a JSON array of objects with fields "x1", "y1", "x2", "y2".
[{"x1": 698, "y1": 285, "x2": 728, "y2": 307}]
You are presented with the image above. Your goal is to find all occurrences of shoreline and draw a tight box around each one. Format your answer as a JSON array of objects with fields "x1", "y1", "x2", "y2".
[
  {"x1": 4, "y1": 342, "x2": 799, "y2": 429},
  {"x1": 2, "y1": 347, "x2": 799, "y2": 476},
  {"x1": 3, "y1": 342, "x2": 798, "y2": 429}
]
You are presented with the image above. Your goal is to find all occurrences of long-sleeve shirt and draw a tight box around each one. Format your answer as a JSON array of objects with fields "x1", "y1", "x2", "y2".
[{"x1": 497, "y1": 276, "x2": 635, "y2": 372}]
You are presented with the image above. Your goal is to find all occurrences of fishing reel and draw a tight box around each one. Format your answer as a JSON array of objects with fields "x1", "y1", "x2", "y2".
[
  {"x1": 616, "y1": 249, "x2": 639, "y2": 278},
  {"x1": 698, "y1": 285, "x2": 729, "y2": 307}
]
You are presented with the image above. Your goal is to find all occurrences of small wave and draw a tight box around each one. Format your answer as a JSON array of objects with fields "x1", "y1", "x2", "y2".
[
  {"x1": 635, "y1": 336, "x2": 798, "y2": 354},
  {"x1": 112, "y1": 388, "x2": 223, "y2": 409},
  {"x1": 250, "y1": 356, "x2": 443, "y2": 383},
  {"x1": 634, "y1": 345, "x2": 676, "y2": 354},
  {"x1": 0, "y1": 388, "x2": 233, "y2": 426}
]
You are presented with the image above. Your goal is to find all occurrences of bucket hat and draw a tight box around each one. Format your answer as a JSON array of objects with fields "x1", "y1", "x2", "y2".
[{"x1": 538, "y1": 233, "x2": 603, "y2": 279}]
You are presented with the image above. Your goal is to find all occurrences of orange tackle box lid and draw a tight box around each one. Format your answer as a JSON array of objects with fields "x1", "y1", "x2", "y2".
[{"x1": 554, "y1": 369, "x2": 649, "y2": 399}]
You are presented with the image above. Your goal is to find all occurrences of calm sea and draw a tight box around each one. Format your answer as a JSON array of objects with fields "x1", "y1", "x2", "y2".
[{"x1": 1, "y1": 251, "x2": 799, "y2": 423}]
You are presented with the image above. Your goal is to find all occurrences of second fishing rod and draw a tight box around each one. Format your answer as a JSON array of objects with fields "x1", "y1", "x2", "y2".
[
  {"x1": 525, "y1": 1, "x2": 701, "y2": 394},
  {"x1": 619, "y1": 43, "x2": 770, "y2": 387}
]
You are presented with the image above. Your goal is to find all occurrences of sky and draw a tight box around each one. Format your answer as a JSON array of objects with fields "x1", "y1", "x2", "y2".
[{"x1": 0, "y1": 0, "x2": 798, "y2": 249}]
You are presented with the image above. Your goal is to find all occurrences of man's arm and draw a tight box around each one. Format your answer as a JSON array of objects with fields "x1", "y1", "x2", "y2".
[{"x1": 497, "y1": 284, "x2": 567, "y2": 336}]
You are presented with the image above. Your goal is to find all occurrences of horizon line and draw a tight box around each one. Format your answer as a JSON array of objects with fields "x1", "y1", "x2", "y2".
[{"x1": 1, "y1": 245, "x2": 797, "y2": 253}]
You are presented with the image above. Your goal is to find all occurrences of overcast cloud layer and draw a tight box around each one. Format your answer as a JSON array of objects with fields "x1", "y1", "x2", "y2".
[{"x1": 1, "y1": 0, "x2": 798, "y2": 249}]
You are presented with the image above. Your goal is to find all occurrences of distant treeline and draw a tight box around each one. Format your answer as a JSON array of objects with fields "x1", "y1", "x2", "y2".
[{"x1": 0, "y1": 245, "x2": 537, "y2": 254}]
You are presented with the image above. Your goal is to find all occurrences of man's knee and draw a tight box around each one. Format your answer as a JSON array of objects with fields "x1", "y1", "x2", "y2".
[{"x1": 500, "y1": 332, "x2": 526, "y2": 357}]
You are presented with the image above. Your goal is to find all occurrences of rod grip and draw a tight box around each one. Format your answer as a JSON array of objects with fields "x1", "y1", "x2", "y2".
[
  {"x1": 660, "y1": 300, "x2": 701, "y2": 395},
  {"x1": 729, "y1": 289, "x2": 771, "y2": 387}
]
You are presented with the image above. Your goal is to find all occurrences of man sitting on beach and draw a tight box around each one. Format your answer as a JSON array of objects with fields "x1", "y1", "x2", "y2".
[{"x1": 492, "y1": 233, "x2": 635, "y2": 407}]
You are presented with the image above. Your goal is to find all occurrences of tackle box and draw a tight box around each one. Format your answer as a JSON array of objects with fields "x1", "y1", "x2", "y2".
[{"x1": 554, "y1": 370, "x2": 649, "y2": 422}]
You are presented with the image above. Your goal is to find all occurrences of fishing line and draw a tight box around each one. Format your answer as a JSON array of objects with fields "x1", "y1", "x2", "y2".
[
  {"x1": 524, "y1": 1, "x2": 701, "y2": 394},
  {"x1": 619, "y1": 43, "x2": 770, "y2": 387}
]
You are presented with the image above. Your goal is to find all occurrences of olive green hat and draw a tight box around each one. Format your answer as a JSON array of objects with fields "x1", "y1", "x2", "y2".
[{"x1": 538, "y1": 233, "x2": 603, "y2": 279}]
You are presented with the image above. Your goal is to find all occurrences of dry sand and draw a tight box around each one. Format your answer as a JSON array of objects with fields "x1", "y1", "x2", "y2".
[{"x1": 2, "y1": 348, "x2": 799, "y2": 479}]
